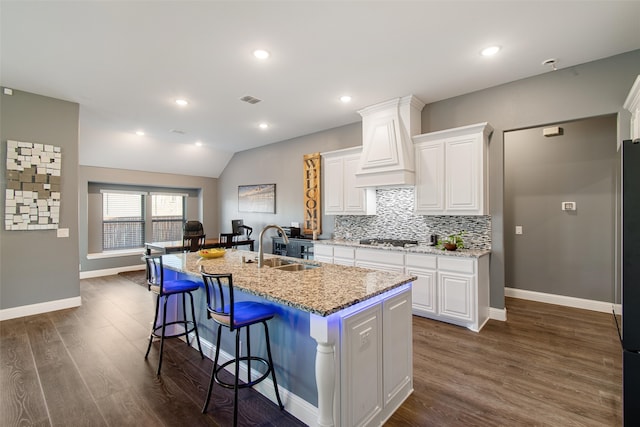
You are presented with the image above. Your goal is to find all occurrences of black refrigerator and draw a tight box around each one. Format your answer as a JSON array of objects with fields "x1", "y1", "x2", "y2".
[{"x1": 622, "y1": 138, "x2": 640, "y2": 426}]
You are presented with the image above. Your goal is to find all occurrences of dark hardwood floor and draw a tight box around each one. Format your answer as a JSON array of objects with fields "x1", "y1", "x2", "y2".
[{"x1": 1, "y1": 274, "x2": 621, "y2": 426}]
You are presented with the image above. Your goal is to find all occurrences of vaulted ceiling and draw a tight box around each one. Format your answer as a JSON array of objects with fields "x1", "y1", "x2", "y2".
[{"x1": 2, "y1": 1, "x2": 639, "y2": 177}]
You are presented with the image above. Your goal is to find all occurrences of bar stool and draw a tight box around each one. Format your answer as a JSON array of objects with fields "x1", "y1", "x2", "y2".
[
  {"x1": 200, "y1": 269, "x2": 284, "y2": 426},
  {"x1": 144, "y1": 254, "x2": 204, "y2": 376}
]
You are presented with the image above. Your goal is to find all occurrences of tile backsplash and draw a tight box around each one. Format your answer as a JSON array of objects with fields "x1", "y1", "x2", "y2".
[{"x1": 333, "y1": 187, "x2": 491, "y2": 249}]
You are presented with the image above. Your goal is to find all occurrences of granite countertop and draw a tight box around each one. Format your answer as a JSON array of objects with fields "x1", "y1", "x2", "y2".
[
  {"x1": 161, "y1": 250, "x2": 416, "y2": 317},
  {"x1": 314, "y1": 239, "x2": 491, "y2": 258}
]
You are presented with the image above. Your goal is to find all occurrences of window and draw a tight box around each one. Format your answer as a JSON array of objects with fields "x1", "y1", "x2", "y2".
[
  {"x1": 151, "y1": 193, "x2": 185, "y2": 241},
  {"x1": 102, "y1": 192, "x2": 145, "y2": 250}
]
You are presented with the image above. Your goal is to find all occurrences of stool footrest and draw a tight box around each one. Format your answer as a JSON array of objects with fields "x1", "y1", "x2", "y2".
[
  {"x1": 215, "y1": 356, "x2": 271, "y2": 389},
  {"x1": 150, "y1": 320, "x2": 197, "y2": 339}
]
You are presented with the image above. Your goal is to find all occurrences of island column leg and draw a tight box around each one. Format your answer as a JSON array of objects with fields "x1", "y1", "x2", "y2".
[{"x1": 310, "y1": 313, "x2": 338, "y2": 427}]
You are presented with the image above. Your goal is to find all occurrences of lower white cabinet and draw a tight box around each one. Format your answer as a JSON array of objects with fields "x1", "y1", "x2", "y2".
[
  {"x1": 405, "y1": 253, "x2": 437, "y2": 317},
  {"x1": 316, "y1": 243, "x2": 491, "y2": 332},
  {"x1": 341, "y1": 288, "x2": 412, "y2": 426}
]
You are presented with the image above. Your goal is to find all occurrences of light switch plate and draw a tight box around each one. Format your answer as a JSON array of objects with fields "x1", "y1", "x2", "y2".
[
  {"x1": 515, "y1": 226, "x2": 523, "y2": 235},
  {"x1": 57, "y1": 228, "x2": 69, "y2": 238}
]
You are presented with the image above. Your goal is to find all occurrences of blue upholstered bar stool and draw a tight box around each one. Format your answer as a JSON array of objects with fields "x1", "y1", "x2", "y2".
[
  {"x1": 200, "y1": 269, "x2": 284, "y2": 426},
  {"x1": 144, "y1": 254, "x2": 204, "y2": 376}
]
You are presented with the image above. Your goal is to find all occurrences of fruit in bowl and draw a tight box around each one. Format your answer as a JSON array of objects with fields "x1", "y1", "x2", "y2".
[{"x1": 198, "y1": 248, "x2": 226, "y2": 259}]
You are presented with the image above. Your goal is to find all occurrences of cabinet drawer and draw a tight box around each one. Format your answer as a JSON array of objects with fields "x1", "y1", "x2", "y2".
[
  {"x1": 356, "y1": 248, "x2": 404, "y2": 266},
  {"x1": 334, "y1": 246, "x2": 355, "y2": 260},
  {"x1": 314, "y1": 244, "x2": 334, "y2": 257},
  {"x1": 438, "y1": 256, "x2": 475, "y2": 274},
  {"x1": 405, "y1": 253, "x2": 437, "y2": 269}
]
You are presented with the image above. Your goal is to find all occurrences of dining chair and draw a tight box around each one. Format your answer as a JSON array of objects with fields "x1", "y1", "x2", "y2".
[
  {"x1": 218, "y1": 233, "x2": 237, "y2": 248},
  {"x1": 144, "y1": 254, "x2": 204, "y2": 375},
  {"x1": 183, "y1": 234, "x2": 206, "y2": 252},
  {"x1": 200, "y1": 269, "x2": 284, "y2": 426}
]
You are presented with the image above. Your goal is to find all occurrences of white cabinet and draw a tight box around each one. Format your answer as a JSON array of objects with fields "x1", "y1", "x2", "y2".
[
  {"x1": 340, "y1": 288, "x2": 412, "y2": 426},
  {"x1": 322, "y1": 147, "x2": 376, "y2": 215},
  {"x1": 355, "y1": 248, "x2": 404, "y2": 273},
  {"x1": 437, "y1": 257, "x2": 475, "y2": 324},
  {"x1": 413, "y1": 122, "x2": 493, "y2": 215},
  {"x1": 313, "y1": 244, "x2": 334, "y2": 263},
  {"x1": 624, "y1": 75, "x2": 640, "y2": 143},
  {"x1": 405, "y1": 253, "x2": 437, "y2": 317}
]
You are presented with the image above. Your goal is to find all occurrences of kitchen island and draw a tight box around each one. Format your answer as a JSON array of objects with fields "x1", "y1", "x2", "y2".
[{"x1": 160, "y1": 250, "x2": 416, "y2": 427}]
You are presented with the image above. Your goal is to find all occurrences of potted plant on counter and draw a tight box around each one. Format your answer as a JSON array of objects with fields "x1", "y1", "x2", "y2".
[{"x1": 438, "y1": 231, "x2": 465, "y2": 251}]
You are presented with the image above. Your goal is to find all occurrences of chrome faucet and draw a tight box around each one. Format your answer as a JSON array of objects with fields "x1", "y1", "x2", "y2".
[{"x1": 258, "y1": 224, "x2": 289, "y2": 267}]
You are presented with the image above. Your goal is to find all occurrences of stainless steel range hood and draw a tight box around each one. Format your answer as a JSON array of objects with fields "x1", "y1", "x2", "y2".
[{"x1": 355, "y1": 95, "x2": 425, "y2": 188}]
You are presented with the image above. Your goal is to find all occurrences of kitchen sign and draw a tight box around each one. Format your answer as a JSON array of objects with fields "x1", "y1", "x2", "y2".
[{"x1": 303, "y1": 153, "x2": 321, "y2": 235}]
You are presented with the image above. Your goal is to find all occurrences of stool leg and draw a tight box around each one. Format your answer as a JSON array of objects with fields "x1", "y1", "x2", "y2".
[
  {"x1": 188, "y1": 292, "x2": 204, "y2": 359},
  {"x1": 263, "y1": 321, "x2": 284, "y2": 410},
  {"x1": 157, "y1": 295, "x2": 169, "y2": 376},
  {"x1": 145, "y1": 293, "x2": 160, "y2": 359},
  {"x1": 234, "y1": 330, "x2": 241, "y2": 427},
  {"x1": 182, "y1": 293, "x2": 190, "y2": 346},
  {"x1": 246, "y1": 326, "x2": 251, "y2": 383},
  {"x1": 202, "y1": 324, "x2": 222, "y2": 413}
]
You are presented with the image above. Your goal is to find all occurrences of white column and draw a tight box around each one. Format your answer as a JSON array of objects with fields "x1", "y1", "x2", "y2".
[{"x1": 310, "y1": 313, "x2": 338, "y2": 427}]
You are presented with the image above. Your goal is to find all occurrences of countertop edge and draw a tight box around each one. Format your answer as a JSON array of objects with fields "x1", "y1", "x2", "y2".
[{"x1": 314, "y1": 239, "x2": 491, "y2": 258}]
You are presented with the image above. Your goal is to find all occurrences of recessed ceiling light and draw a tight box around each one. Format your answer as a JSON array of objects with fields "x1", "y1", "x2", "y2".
[
  {"x1": 259, "y1": 123, "x2": 269, "y2": 129},
  {"x1": 340, "y1": 95, "x2": 352, "y2": 103},
  {"x1": 253, "y1": 49, "x2": 270, "y2": 60},
  {"x1": 481, "y1": 46, "x2": 501, "y2": 56},
  {"x1": 175, "y1": 99, "x2": 188, "y2": 106},
  {"x1": 195, "y1": 141, "x2": 203, "y2": 147},
  {"x1": 135, "y1": 130, "x2": 145, "y2": 136}
]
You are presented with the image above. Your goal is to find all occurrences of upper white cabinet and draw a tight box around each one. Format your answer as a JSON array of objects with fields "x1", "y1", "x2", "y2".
[
  {"x1": 322, "y1": 147, "x2": 376, "y2": 215},
  {"x1": 413, "y1": 123, "x2": 493, "y2": 215},
  {"x1": 624, "y1": 75, "x2": 640, "y2": 142}
]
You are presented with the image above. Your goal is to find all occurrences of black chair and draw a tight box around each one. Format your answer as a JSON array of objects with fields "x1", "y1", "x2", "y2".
[
  {"x1": 144, "y1": 254, "x2": 204, "y2": 375},
  {"x1": 218, "y1": 233, "x2": 237, "y2": 248},
  {"x1": 183, "y1": 234, "x2": 206, "y2": 252},
  {"x1": 183, "y1": 220, "x2": 204, "y2": 237},
  {"x1": 200, "y1": 270, "x2": 284, "y2": 426}
]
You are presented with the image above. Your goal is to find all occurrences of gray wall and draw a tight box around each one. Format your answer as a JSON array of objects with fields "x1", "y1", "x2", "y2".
[
  {"x1": 423, "y1": 49, "x2": 640, "y2": 309},
  {"x1": 220, "y1": 49, "x2": 640, "y2": 310},
  {"x1": 78, "y1": 165, "x2": 218, "y2": 273},
  {"x1": 218, "y1": 123, "x2": 361, "y2": 250},
  {"x1": 1, "y1": 89, "x2": 80, "y2": 310},
  {"x1": 504, "y1": 115, "x2": 618, "y2": 302}
]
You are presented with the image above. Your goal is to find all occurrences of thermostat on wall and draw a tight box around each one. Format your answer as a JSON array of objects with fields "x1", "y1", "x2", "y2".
[{"x1": 562, "y1": 202, "x2": 576, "y2": 211}]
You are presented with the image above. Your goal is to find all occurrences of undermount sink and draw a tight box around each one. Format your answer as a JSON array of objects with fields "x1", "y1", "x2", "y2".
[
  {"x1": 261, "y1": 258, "x2": 320, "y2": 271},
  {"x1": 274, "y1": 263, "x2": 319, "y2": 272},
  {"x1": 261, "y1": 258, "x2": 296, "y2": 268}
]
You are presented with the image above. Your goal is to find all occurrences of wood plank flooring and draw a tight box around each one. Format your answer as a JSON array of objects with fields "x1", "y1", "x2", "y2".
[{"x1": 1, "y1": 275, "x2": 621, "y2": 426}]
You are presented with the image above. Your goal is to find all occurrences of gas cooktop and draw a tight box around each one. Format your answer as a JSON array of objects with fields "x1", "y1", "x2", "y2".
[{"x1": 358, "y1": 238, "x2": 419, "y2": 248}]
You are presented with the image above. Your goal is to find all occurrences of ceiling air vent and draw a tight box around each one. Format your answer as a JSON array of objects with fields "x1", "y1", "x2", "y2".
[
  {"x1": 240, "y1": 95, "x2": 262, "y2": 104},
  {"x1": 170, "y1": 129, "x2": 186, "y2": 134}
]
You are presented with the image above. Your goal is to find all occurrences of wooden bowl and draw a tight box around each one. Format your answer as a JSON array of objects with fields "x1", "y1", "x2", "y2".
[{"x1": 443, "y1": 243, "x2": 458, "y2": 251}]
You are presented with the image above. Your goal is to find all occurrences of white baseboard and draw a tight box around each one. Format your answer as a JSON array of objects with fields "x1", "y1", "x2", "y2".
[
  {"x1": 80, "y1": 265, "x2": 145, "y2": 279},
  {"x1": 489, "y1": 307, "x2": 507, "y2": 322},
  {"x1": 0, "y1": 296, "x2": 82, "y2": 321},
  {"x1": 505, "y1": 287, "x2": 621, "y2": 314},
  {"x1": 191, "y1": 334, "x2": 318, "y2": 427}
]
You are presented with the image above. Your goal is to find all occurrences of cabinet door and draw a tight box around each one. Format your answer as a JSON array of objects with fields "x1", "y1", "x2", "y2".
[
  {"x1": 342, "y1": 304, "x2": 383, "y2": 426},
  {"x1": 438, "y1": 272, "x2": 474, "y2": 323},
  {"x1": 407, "y1": 267, "x2": 436, "y2": 315},
  {"x1": 324, "y1": 156, "x2": 344, "y2": 214},
  {"x1": 382, "y1": 290, "x2": 412, "y2": 409},
  {"x1": 344, "y1": 154, "x2": 366, "y2": 213},
  {"x1": 445, "y1": 135, "x2": 480, "y2": 213},
  {"x1": 414, "y1": 140, "x2": 445, "y2": 213}
]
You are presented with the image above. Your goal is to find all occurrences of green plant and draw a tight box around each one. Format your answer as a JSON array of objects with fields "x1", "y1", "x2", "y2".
[{"x1": 437, "y1": 231, "x2": 466, "y2": 250}]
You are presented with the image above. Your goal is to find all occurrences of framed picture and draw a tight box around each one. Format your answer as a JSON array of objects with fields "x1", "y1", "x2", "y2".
[{"x1": 238, "y1": 184, "x2": 276, "y2": 213}]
